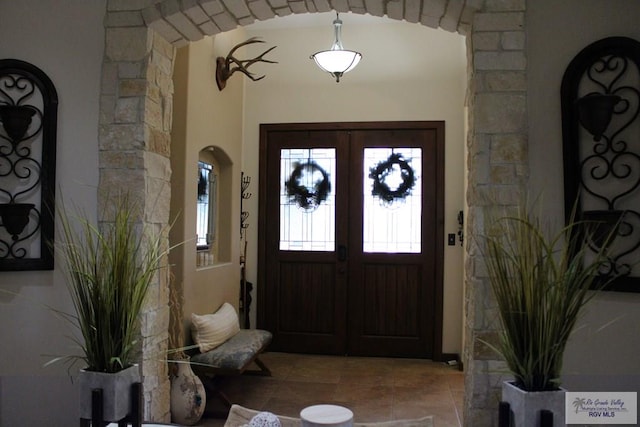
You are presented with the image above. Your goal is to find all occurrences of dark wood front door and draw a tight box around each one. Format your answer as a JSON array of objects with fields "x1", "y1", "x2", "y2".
[{"x1": 258, "y1": 122, "x2": 444, "y2": 359}]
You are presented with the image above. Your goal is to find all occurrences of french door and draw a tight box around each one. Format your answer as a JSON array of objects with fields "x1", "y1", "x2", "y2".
[{"x1": 257, "y1": 122, "x2": 444, "y2": 359}]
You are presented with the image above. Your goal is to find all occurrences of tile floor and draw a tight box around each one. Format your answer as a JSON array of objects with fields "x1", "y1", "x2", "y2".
[{"x1": 195, "y1": 352, "x2": 464, "y2": 427}]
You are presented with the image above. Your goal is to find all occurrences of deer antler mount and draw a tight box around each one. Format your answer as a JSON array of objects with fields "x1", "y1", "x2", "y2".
[{"x1": 216, "y1": 37, "x2": 277, "y2": 91}]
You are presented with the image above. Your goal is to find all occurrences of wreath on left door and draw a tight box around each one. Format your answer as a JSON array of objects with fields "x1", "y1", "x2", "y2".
[{"x1": 285, "y1": 161, "x2": 331, "y2": 211}]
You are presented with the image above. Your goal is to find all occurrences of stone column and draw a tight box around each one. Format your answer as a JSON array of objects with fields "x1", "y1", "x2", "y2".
[
  {"x1": 463, "y1": 0, "x2": 529, "y2": 425},
  {"x1": 101, "y1": 1, "x2": 175, "y2": 421}
]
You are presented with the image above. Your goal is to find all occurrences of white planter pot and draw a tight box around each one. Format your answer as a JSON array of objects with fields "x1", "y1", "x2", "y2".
[
  {"x1": 78, "y1": 364, "x2": 141, "y2": 421},
  {"x1": 502, "y1": 381, "x2": 565, "y2": 427}
]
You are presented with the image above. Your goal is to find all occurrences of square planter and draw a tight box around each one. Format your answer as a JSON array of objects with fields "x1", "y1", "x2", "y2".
[
  {"x1": 502, "y1": 381, "x2": 565, "y2": 427},
  {"x1": 78, "y1": 364, "x2": 141, "y2": 421}
]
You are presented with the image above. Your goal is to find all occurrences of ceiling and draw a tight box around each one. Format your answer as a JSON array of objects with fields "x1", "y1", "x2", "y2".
[
  {"x1": 241, "y1": 10, "x2": 465, "y2": 86},
  {"x1": 244, "y1": 11, "x2": 396, "y2": 31}
]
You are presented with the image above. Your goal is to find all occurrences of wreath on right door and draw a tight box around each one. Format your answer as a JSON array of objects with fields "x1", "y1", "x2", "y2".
[{"x1": 369, "y1": 153, "x2": 416, "y2": 204}]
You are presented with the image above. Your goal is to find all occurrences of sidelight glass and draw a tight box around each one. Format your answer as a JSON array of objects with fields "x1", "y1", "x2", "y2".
[
  {"x1": 196, "y1": 161, "x2": 216, "y2": 248},
  {"x1": 280, "y1": 148, "x2": 336, "y2": 251},
  {"x1": 363, "y1": 147, "x2": 422, "y2": 253}
]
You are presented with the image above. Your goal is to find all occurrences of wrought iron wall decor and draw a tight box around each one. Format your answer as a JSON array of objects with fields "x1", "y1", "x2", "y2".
[
  {"x1": 240, "y1": 172, "x2": 252, "y2": 327},
  {"x1": 241, "y1": 172, "x2": 251, "y2": 238},
  {"x1": 457, "y1": 210, "x2": 464, "y2": 246},
  {"x1": 561, "y1": 37, "x2": 640, "y2": 292},
  {"x1": 0, "y1": 59, "x2": 57, "y2": 271}
]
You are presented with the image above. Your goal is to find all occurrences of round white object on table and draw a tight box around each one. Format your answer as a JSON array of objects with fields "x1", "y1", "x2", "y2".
[{"x1": 300, "y1": 404, "x2": 354, "y2": 427}]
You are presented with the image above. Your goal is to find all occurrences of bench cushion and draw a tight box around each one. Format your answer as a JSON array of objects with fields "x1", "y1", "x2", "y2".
[{"x1": 190, "y1": 329, "x2": 272, "y2": 374}]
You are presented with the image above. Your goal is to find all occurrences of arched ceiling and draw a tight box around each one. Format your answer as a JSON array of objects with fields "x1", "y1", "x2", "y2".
[{"x1": 139, "y1": 0, "x2": 484, "y2": 47}]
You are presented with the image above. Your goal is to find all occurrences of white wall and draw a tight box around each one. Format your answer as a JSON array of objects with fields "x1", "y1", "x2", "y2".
[
  {"x1": 527, "y1": 0, "x2": 640, "y2": 387},
  {"x1": 170, "y1": 30, "x2": 247, "y2": 338},
  {"x1": 242, "y1": 14, "x2": 467, "y2": 355},
  {"x1": 0, "y1": 1, "x2": 105, "y2": 425}
]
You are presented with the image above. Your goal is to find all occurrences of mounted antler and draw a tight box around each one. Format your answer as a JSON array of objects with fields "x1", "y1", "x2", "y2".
[{"x1": 216, "y1": 37, "x2": 277, "y2": 90}]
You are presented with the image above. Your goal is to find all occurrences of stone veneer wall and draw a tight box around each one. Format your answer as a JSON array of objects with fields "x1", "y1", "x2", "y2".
[
  {"x1": 102, "y1": 1, "x2": 175, "y2": 420},
  {"x1": 101, "y1": 0, "x2": 528, "y2": 424},
  {"x1": 464, "y1": 1, "x2": 528, "y2": 425}
]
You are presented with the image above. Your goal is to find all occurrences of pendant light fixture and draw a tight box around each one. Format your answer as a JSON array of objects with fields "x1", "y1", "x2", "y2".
[{"x1": 310, "y1": 12, "x2": 362, "y2": 82}]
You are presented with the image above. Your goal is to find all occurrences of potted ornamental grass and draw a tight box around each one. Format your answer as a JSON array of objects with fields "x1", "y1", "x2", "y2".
[
  {"x1": 53, "y1": 194, "x2": 168, "y2": 421},
  {"x1": 482, "y1": 202, "x2": 613, "y2": 427}
]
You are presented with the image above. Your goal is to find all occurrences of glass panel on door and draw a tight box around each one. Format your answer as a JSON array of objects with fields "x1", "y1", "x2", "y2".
[
  {"x1": 279, "y1": 147, "x2": 336, "y2": 251},
  {"x1": 363, "y1": 147, "x2": 422, "y2": 253}
]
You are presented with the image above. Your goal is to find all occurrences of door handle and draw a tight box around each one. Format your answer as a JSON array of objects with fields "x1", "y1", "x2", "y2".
[{"x1": 338, "y1": 245, "x2": 348, "y2": 262}]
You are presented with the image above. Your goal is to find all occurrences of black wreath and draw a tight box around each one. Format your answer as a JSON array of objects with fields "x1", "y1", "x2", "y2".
[
  {"x1": 369, "y1": 153, "x2": 416, "y2": 203},
  {"x1": 285, "y1": 161, "x2": 331, "y2": 211}
]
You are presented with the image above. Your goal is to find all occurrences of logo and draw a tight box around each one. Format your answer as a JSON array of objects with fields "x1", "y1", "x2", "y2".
[{"x1": 566, "y1": 392, "x2": 637, "y2": 424}]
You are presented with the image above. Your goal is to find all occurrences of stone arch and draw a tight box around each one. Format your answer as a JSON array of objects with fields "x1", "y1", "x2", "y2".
[{"x1": 101, "y1": 1, "x2": 528, "y2": 425}]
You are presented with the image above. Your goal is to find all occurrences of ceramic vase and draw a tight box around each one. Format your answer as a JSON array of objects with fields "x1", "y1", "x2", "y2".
[
  {"x1": 501, "y1": 381, "x2": 566, "y2": 427},
  {"x1": 170, "y1": 359, "x2": 206, "y2": 425}
]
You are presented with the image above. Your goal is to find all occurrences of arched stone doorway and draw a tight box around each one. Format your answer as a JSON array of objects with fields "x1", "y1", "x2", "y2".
[{"x1": 100, "y1": 1, "x2": 528, "y2": 425}]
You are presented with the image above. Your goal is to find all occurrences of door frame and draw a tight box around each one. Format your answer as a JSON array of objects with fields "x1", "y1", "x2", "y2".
[{"x1": 257, "y1": 121, "x2": 445, "y2": 361}]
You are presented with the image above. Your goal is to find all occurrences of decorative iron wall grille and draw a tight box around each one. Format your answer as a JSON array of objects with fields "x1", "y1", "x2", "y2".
[
  {"x1": 562, "y1": 37, "x2": 640, "y2": 292},
  {"x1": 0, "y1": 59, "x2": 57, "y2": 271}
]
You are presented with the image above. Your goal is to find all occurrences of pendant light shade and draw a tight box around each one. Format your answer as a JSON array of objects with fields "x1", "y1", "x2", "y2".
[{"x1": 310, "y1": 13, "x2": 362, "y2": 82}]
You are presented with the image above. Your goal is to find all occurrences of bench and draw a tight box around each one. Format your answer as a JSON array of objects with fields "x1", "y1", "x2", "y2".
[{"x1": 189, "y1": 329, "x2": 272, "y2": 414}]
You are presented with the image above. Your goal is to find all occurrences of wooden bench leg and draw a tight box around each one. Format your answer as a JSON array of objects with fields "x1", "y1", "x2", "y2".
[
  {"x1": 200, "y1": 376, "x2": 233, "y2": 419},
  {"x1": 253, "y1": 356, "x2": 271, "y2": 376}
]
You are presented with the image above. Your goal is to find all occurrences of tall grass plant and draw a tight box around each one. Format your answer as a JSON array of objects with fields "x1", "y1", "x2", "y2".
[
  {"x1": 56, "y1": 195, "x2": 167, "y2": 373},
  {"x1": 483, "y1": 203, "x2": 610, "y2": 391}
]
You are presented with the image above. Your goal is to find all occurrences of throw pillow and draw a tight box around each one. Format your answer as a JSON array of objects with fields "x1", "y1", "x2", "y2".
[{"x1": 191, "y1": 302, "x2": 240, "y2": 353}]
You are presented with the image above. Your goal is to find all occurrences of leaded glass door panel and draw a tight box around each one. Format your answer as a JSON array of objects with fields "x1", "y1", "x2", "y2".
[
  {"x1": 347, "y1": 128, "x2": 442, "y2": 357},
  {"x1": 260, "y1": 127, "x2": 350, "y2": 355},
  {"x1": 258, "y1": 122, "x2": 444, "y2": 358}
]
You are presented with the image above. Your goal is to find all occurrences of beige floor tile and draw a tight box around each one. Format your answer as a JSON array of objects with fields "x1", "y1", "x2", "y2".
[
  {"x1": 447, "y1": 373, "x2": 465, "y2": 391},
  {"x1": 350, "y1": 400, "x2": 394, "y2": 423},
  {"x1": 194, "y1": 352, "x2": 463, "y2": 426}
]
